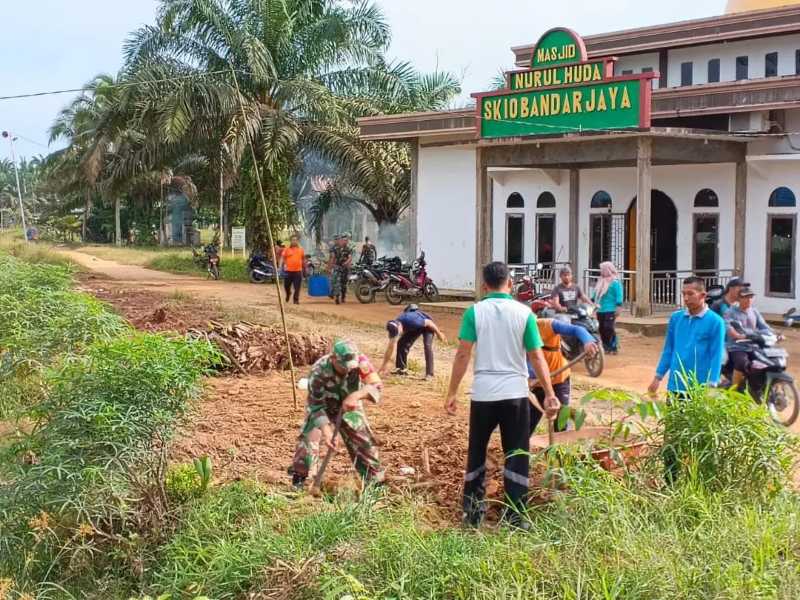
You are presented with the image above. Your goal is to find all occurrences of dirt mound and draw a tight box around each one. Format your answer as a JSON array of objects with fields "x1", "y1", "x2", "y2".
[
  {"x1": 189, "y1": 322, "x2": 330, "y2": 374},
  {"x1": 173, "y1": 373, "x2": 523, "y2": 520},
  {"x1": 78, "y1": 275, "x2": 225, "y2": 333}
]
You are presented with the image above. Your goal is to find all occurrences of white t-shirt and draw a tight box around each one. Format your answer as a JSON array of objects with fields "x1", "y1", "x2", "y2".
[{"x1": 459, "y1": 293, "x2": 542, "y2": 401}]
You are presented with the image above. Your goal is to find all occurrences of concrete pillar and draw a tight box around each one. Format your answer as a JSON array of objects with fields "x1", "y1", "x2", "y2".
[
  {"x1": 634, "y1": 137, "x2": 653, "y2": 317},
  {"x1": 409, "y1": 141, "x2": 419, "y2": 256},
  {"x1": 734, "y1": 161, "x2": 747, "y2": 275},
  {"x1": 475, "y1": 147, "x2": 492, "y2": 298},
  {"x1": 569, "y1": 169, "x2": 580, "y2": 272}
]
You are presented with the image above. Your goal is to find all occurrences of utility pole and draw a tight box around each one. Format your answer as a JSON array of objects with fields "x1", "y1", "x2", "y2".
[{"x1": 2, "y1": 131, "x2": 28, "y2": 243}]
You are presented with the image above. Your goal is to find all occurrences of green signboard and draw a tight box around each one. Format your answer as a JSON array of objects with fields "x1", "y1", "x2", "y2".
[
  {"x1": 479, "y1": 79, "x2": 643, "y2": 139},
  {"x1": 530, "y1": 28, "x2": 586, "y2": 68},
  {"x1": 474, "y1": 26, "x2": 656, "y2": 139},
  {"x1": 509, "y1": 60, "x2": 608, "y2": 91}
]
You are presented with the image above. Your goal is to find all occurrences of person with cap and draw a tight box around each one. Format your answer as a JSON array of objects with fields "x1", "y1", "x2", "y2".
[
  {"x1": 724, "y1": 286, "x2": 777, "y2": 391},
  {"x1": 379, "y1": 304, "x2": 447, "y2": 378},
  {"x1": 328, "y1": 232, "x2": 355, "y2": 304},
  {"x1": 711, "y1": 276, "x2": 749, "y2": 318},
  {"x1": 359, "y1": 236, "x2": 377, "y2": 266},
  {"x1": 289, "y1": 339, "x2": 384, "y2": 489},
  {"x1": 446, "y1": 261, "x2": 559, "y2": 529},
  {"x1": 551, "y1": 265, "x2": 593, "y2": 314}
]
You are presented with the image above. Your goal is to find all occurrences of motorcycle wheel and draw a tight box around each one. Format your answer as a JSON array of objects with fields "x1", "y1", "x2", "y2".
[
  {"x1": 355, "y1": 283, "x2": 376, "y2": 304},
  {"x1": 249, "y1": 270, "x2": 267, "y2": 284},
  {"x1": 386, "y1": 282, "x2": 404, "y2": 305},
  {"x1": 209, "y1": 264, "x2": 221, "y2": 280},
  {"x1": 583, "y1": 343, "x2": 604, "y2": 378},
  {"x1": 767, "y1": 380, "x2": 800, "y2": 427},
  {"x1": 423, "y1": 282, "x2": 440, "y2": 302}
]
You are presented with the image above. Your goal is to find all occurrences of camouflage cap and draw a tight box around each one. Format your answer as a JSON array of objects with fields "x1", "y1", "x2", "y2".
[
  {"x1": 342, "y1": 231, "x2": 352, "y2": 239},
  {"x1": 332, "y1": 339, "x2": 359, "y2": 370}
]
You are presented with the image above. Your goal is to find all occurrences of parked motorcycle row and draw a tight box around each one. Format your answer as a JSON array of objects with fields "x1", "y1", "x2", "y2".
[
  {"x1": 240, "y1": 245, "x2": 442, "y2": 307},
  {"x1": 352, "y1": 251, "x2": 439, "y2": 305}
]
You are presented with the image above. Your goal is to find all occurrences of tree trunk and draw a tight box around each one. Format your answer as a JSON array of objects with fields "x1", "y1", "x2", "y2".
[
  {"x1": 83, "y1": 189, "x2": 91, "y2": 242},
  {"x1": 115, "y1": 197, "x2": 122, "y2": 247}
]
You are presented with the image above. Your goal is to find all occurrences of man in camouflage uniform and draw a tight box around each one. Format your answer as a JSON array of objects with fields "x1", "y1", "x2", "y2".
[
  {"x1": 329, "y1": 232, "x2": 355, "y2": 304},
  {"x1": 289, "y1": 339, "x2": 384, "y2": 488}
]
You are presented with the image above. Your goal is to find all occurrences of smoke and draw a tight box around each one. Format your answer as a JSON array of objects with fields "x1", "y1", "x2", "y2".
[{"x1": 375, "y1": 221, "x2": 410, "y2": 260}]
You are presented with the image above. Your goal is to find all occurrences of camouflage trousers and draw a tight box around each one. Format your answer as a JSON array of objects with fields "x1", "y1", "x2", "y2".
[
  {"x1": 330, "y1": 267, "x2": 350, "y2": 300},
  {"x1": 290, "y1": 402, "x2": 384, "y2": 482}
]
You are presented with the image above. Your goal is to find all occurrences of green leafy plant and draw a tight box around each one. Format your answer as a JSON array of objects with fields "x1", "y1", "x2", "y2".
[{"x1": 193, "y1": 456, "x2": 213, "y2": 494}]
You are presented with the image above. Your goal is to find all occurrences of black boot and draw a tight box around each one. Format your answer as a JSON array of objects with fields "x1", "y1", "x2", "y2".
[{"x1": 291, "y1": 473, "x2": 306, "y2": 490}]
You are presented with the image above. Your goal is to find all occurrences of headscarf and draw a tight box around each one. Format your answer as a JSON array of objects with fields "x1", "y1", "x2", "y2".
[{"x1": 594, "y1": 261, "x2": 619, "y2": 301}]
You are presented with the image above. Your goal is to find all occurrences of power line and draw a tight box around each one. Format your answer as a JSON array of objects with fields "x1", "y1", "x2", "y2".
[{"x1": 0, "y1": 69, "x2": 241, "y2": 102}]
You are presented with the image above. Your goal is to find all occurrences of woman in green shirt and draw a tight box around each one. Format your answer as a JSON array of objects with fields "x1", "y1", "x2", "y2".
[{"x1": 592, "y1": 261, "x2": 624, "y2": 354}]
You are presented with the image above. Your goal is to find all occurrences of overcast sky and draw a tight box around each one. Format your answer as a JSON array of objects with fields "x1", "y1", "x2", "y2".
[{"x1": 0, "y1": 0, "x2": 725, "y2": 160}]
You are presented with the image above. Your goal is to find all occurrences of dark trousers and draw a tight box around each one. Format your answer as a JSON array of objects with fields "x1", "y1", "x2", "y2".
[
  {"x1": 663, "y1": 392, "x2": 690, "y2": 484},
  {"x1": 284, "y1": 271, "x2": 302, "y2": 303},
  {"x1": 463, "y1": 398, "x2": 530, "y2": 523},
  {"x1": 597, "y1": 311, "x2": 618, "y2": 351},
  {"x1": 529, "y1": 379, "x2": 571, "y2": 436},
  {"x1": 396, "y1": 329, "x2": 434, "y2": 376}
]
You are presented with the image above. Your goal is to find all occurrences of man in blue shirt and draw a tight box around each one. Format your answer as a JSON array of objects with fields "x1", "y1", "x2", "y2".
[
  {"x1": 648, "y1": 277, "x2": 726, "y2": 395},
  {"x1": 379, "y1": 304, "x2": 446, "y2": 378}
]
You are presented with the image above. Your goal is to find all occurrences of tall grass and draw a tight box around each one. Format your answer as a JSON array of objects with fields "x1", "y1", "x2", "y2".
[
  {"x1": 132, "y1": 388, "x2": 800, "y2": 600},
  {"x1": 0, "y1": 255, "x2": 127, "y2": 416}
]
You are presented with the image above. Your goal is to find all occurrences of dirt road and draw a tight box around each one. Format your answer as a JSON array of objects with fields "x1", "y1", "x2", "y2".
[{"x1": 63, "y1": 247, "x2": 800, "y2": 392}]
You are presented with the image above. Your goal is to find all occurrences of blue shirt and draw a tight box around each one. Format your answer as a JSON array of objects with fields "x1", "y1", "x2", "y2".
[
  {"x1": 594, "y1": 280, "x2": 624, "y2": 314},
  {"x1": 656, "y1": 307, "x2": 726, "y2": 392},
  {"x1": 396, "y1": 310, "x2": 432, "y2": 333}
]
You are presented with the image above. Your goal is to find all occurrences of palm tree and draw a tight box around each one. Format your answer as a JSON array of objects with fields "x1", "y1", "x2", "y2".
[{"x1": 122, "y1": 0, "x2": 452, "y2": 248}]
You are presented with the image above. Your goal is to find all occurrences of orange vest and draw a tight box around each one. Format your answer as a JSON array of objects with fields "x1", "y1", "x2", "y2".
[{"x1": 536, "y1": 319, "x2": 569, "y2": 386}]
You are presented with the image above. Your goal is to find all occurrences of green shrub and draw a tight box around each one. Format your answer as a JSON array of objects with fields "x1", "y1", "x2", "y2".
[
  {"x1": 0, "y1": 332, "x2": 220, "y2": 590},
  {"x1": 165, "y1": 457, "x2": 213, "y2": 505},
  {"x1": 661, "y1": 385, "x2": 797, "y2": 497}
]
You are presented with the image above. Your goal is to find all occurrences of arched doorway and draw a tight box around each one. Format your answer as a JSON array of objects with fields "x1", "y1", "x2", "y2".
[{"x1": 625, "y1": 190, "x2": 678, "y2": 273}]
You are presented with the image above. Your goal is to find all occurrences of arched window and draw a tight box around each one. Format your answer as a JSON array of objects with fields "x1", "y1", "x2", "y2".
[
  {"x1": 694, "y1": 188, "x2": 719, "y2": 208},
  {"x1": 537, "y1": 191, "x2": 556, "y2": 208},
  {"x1": 769, "y1": 187, "x2": 796, "y2": 208},
  {"x1": 506, "y1": 192, "x2": 524, "y2": 209},
  {"x1": 590, "y1": 191, "x2": 612, "y2": 209}
]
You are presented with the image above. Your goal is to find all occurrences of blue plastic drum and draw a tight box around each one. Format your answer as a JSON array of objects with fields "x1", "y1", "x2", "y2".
[{"x1": 308, "y1": 274, "x2": 331, "y2": 297}]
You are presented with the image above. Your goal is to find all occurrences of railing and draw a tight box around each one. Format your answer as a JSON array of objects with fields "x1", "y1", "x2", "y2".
[
  {"x1": 583, "y1": 269, "x2": 637, "y2": 312},
  {"x1": 650, "y1": 269, "x2": 738, "y2": 309},
  {"x1": 510, "y1": 262, "x2": 572, "y2": 294}
]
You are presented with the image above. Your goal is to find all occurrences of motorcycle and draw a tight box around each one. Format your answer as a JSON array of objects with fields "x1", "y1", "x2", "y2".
[
  {"x1": 192, "y1": 243, "x2": 221, "y2": 280},
  {"x1": 726, "y1": 322, "x2": 799, "y2": 427},
  {"x1": 783, "y1": 307, "x2": 800, "y2": 328},
  {"x1": 354, "y1": 259, "x2": 392, "y2": 304},
  {"x1": 247, "y1": 250, "x2": 276, "y2": 284},
  {"x1": 706, "y1": 283, "x2": 725, "y2": 307},
  {"x1": 561, "y1": 304, "x2": 605, "y2": 378},
  {"x1": 385, "y1": 251, "x2": 439, "y2": 305}
]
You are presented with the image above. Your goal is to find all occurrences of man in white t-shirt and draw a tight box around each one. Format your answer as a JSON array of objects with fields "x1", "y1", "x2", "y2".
[{"x1": 445, "y1": 261, "x2": 559, "y2": 529}]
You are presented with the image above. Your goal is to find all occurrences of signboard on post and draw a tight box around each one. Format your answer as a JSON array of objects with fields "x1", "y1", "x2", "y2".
[
  {"x1": 231, "y1": 227, "x2": 246, "y2": 256},
  {"x1": 473, "y1": 27, "x2": 657, "y2": 140}
]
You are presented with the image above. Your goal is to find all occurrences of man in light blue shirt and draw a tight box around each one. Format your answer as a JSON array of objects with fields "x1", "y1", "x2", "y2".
[{"x1": 648, "y1": 277, "x2": 726, "y2": 395}]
